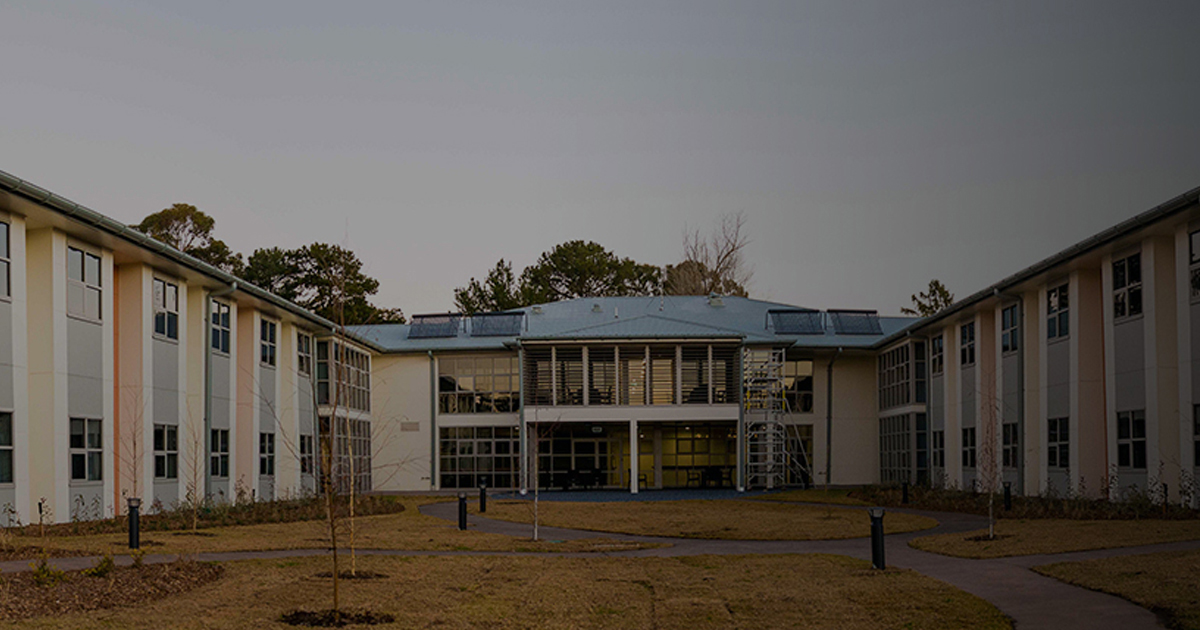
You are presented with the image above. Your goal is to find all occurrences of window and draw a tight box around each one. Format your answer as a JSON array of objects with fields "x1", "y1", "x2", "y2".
[
  {"x1": 879, "y1": 415, "x2": 911, "y2": 484},
  {"x1": 914, "y1": 342, "x2": 927, "y2": 403},
  {"x1": 70, "y1": 418, "x2": 103, "y2": 481},
  {"x1": 317, "y1": 341, "x2": 372, "y2": 412},
  {"x1": 319, "y1": 417, "x2": 373, "y2": 494},
  {"x1": 0, "y1": 221, "x2": 10, "y2": 298},
  {"x1": 931, "y1": 335, "x2": 944, "y2": 375},
  {"x1": 67, "y1": 247, "x2": 102, "y2": 320},
  {"x1": 1047, "y1": 283, "x2": 1069, "y2": 340},
  {"x1": 260, "y1": 319, "x2": 277, "y2": 367},
  {"x1": 438, "y1": 355, "x2": 520, "y2": 414},
  {"x1": 259, "y1": 432, "x2": 275, "y2": 476},
  {"x1": 1002, "y1": 422, "x2": 1018, "y2": 469},
  {"x1": 960, "y1": 322, "x2": 975, "y2": 367},
  {"x1": 300, "y1": 435, "x2": 315, "y2": 475},
  {"x1": 1194, "y1": 404, "x2": 1200, "y2": 468},
  {"x1": 211, "y1": 301, "x2": 231, "y2": 353},
  {"x1": 153, "y1": 424, "x2": 178, "y2": 479},
  {"x1": 932, "y1": 430, "x2": 945, "y2": 468},
  {"x1": 961, "y1": 427, "x2": 976, "y2": 468},
  {"x1": 0, "y1": 412, "x2": 11, "y2": 483},
  {"x1": 1190, "y1": 230, "x2": 1200, "y2": 301},
  {"x1": 1048, "y1": 417, "x2": 1069, "y2": 469},
  {"x1": 878, "y1": 344, "x2": 911, "y2": 410},
  {"x1": 784, "y1": 359, "x2": 814, "y2": 413},
  {"x1": 1112, "y1": 253, "x2": 1143, "y2": 321},
  {"x1": 298, "y1": 333, "x2": 313, "y2": 376},
  {"x1": 439, "y1": 426, "x2": 522, "y2": 490},
  {"x1": 152, "y1": 278, "x2": 179, "y2": 340},
  {"x1": 210, "y1": 429, "x2": 229, "y2": 478},
  {"x1": 1001, "y1": 304, "x2": 1019, "y2": 354},
  {"x1": 1117, "y1": 410, "x2": 1146, "y2": 470}
]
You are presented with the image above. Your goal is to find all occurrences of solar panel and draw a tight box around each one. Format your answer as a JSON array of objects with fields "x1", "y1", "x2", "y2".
[
  {"x1": 829, "y1": 310, "x2": 882, "y2": 335},
  {"x1": 408, "y1": 313, "x2": 462, "y2": 339},
  {"x1": 470, "y1": 312, "x2": 524, "y2": 337},
  {"x1": 768, "y1": 309, "x2": 824, "y2": 335}
]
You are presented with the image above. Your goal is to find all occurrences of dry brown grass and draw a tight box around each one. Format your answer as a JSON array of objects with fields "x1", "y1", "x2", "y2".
[
  {"x1": 1035, "y1": 549, "x2": 1200, "y2": 630},
  {"x1": 754, "y1": 488, "x2": 870, "y2": 506},
  {"x1": 911, "y1": 519, "x2": 1200, "y2": 558},
  {"x1": 17, "y1": 497, "x2": 661, "y2": 558},
  {"x1": 476, "y1": 499, "x2": 936, "y2": 540},
  {"x1": 6, "y1": 554, "x2": 1011, "y2": 629}
]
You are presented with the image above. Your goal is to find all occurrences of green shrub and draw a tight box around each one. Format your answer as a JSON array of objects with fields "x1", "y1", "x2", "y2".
[
  {"x1": 82, "y1": 554, "x2": 116, "y2": 578},
  {"x1": 29, "y1": 556, "x2": 67, "y2": 587}
]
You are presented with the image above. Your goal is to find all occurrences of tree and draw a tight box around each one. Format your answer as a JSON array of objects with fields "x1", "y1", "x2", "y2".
[
  {"x1": 134, "y1": 204, "x2": 245, "y2": 274},
  {"x1": 664, "y1": 212, "x2": 751, "y2": 297},
  {"x1": 241, "y1": 244, "x2": 404, "y2": 325},
  {"x1": 902, "y1": 279, "x2": 955, "y2": 317},
  {"x1": 453, "y1": 260, "x2": 527, "y2": 315},
  {"x1": 519, "y1": 241, "x2": 661, "y2": 303}
]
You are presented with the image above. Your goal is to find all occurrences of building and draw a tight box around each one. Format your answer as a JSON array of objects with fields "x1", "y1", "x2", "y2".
[
  {"x1": 3, "y1": 165, "x2": 1199, "y2": 522},
  {"x1": 0, "y1": 169, "x2": 378, "y2": 524}
]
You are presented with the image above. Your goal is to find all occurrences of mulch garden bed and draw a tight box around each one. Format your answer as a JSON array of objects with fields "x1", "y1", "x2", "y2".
[
  {"x1": 0, "y1": 560, "x2": 223, "y2": 620},
  {"x1": 280, "y1": 609, "x2": 396, "y2": 627}
]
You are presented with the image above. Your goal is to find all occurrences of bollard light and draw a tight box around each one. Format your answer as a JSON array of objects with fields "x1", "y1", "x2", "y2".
[
  {"x1": 1003, "y1": 482, "x2": 1012, "y2": 511},
  {"x1": 127, "y1": 497, "x2": 142, "y2": 550},
  {"x1": 457, "y1": 492, "x2": 468, "y2": 531},
  {"x1": 901, "y1": 481, "x2": 909, "y2": 504},
  {"x1": 480, "y1": 481, "x2": 488, "y2": 513},
  {"x1": 868, "y1": 507, "x2": 885, "y2": 570}
]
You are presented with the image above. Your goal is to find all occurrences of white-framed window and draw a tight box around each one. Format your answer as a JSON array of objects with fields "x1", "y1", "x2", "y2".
[
  {"x1": 318, "y1": 341, "x2": 372, "y2": 412},
  {"x1": 784, "y1": 359, "x2": 815, "y2": 413},
  {"x1": 1117, "y1": 410, "x2": 1146, "y2": 470},
  {"x1": 210, "y1": 429, "x2": 230, "y2": 478},
  {"x1": 0, "y1": 221, "x2": 10, "y2": 298},
  {"x1": 1112, "y1": 252, "x2": 1143, "y2": 321},
  {"x1": 930, "y1": 334, "x2": 944, "y2": 375},
  {"x1": 67, "y1": 246, "x2": 102, "y2": 321},
  {"x1": 211, "y1": 301, "x2": 231, "y2": 353},
  {"x1": 260, "y1": 319, "x2": 277, "y2": 367},
  {"x1": 1001, "y1": 304, "x2": 1019, "y2": 354},
  {"x1": 300, "y1": 434, "x2": 314, "y2": 475},
  {"x1": 259, "y1": 432, "x2": 275, "y2": 476},
  {"x1": 1190, "y1": 230, "x2": 1200, "y2": 301},
  {"x1": 153, "y1": 424, "x2": 178, "y2": 479},
  {"x1": 1002, "y1": 422, "x2": 1018, "y2": 469},
  {"x1": 0, "y1": 412, "x2": 12, "y2": 484},
  {"x1": 960, "y1": 322, "x2": 975, "y2": 367},
  {"x1": 298, "y1": 333, "x2": 313, "y2": 376},
  {"x1": 1193, "y1": 404, "x2": 1199, "y2": 468},
  {"x1": 1048, "y1": 417, "x2": 1069, "y2": 469},
  {"x1": 153, "y1": 278, "x2": 179, "y2": 340},
  {"x1": 932, "y1": 430, "x2": 945, "y2": 468},
  {"x1": 878, "y1": 344, "x2": 911, "y2": 410},
  {"x1": 961, "y1": 427, "x2": 976, "y2": 468},
  {"x1": 69, "y1": 418, "x2": 103, "y2": 481},
  {"x1": 1047, "y1": 283, "x2": 1069, "y2": 340}
]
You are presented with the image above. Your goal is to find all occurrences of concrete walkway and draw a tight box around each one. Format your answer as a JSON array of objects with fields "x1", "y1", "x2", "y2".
[{"x1": 4, "y1": 500, "x2": 1197, "y2": 630}]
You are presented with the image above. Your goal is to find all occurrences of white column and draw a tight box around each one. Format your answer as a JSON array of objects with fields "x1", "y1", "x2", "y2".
[{"x1": 629, "y1": 419, "x2": 639, "y2": 494}]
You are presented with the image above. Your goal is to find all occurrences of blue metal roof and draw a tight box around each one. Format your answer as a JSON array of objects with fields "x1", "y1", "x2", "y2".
[{"x1": 348, "y1": 296, "x2": 917, "y2": 353}]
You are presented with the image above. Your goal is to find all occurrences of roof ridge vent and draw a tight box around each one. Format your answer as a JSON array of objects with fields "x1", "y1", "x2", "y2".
[
  {"x1": 531, "y1": 305, "x2": 543, "y2": 315},
  {"x1": 707, "y1": 293, "x2": 724, "y2": 307},
  {"x1": 592, "y1": 303, "x2": 603, "y2": 313}
]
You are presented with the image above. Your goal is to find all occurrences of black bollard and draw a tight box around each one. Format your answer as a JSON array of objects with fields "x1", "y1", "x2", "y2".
[
  {"x1": 457, "y1": 492, "x2": 467, "y2": 531},
  {"x1": 869, "y1": 507, "x2": 885, "y2": 570},
  {"x1": 901, "y1": 481, "x2": 909, "y2": 504},
  {"x1": 479, "y1": 482, "x2": 488, "y2": 514},
  {"x1": 127, "y1": 497, "x2": 142, "y2": 550},
  {"x1": 1003, "y1": 482, "x2": 1012, "y2": 511}
]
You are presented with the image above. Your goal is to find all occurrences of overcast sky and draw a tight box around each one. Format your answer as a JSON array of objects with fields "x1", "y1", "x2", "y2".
[{"x1": 2, "y1": 1, "x2": 1198, "y2": 316}]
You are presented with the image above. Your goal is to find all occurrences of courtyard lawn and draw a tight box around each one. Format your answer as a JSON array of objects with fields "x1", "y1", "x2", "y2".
[
  {"x1": 7, "y1": 554, "x2": 1011, "y2": 630},
  {"x1": 910, "y1": 519, "x2": 1200, "y2": 558},
  {"x1": 1035, "y1": 549, "x2": 1200, "y2": 630},
  {"x1": 9, "y1": 497, "x2": 661, "y2": 559},
  {"x1": 754, "y1": 488, "x2": 870, "y2": 506},
  {"x1": 475, "y1": 499, "x2": 936, "y2": 540}
]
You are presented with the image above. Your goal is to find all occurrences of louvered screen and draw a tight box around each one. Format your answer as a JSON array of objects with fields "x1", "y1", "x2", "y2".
[
  {"x1": 649, "y1": 346, "x2": 677, "y2": 405},
  {"x1": 680, "y1": 345, "x2": 709, "y2": 404},
  {"x1": 523, "y1": 347, "x2": 552, "y2": 406},
  {"x1": 587, "y1": 347, "x2": 616, "y2": 405},
  {"x1": 618, "y1": 346, "x2": 646, "y2": 406},
  {"x1": 710, "y1": 345, "x2": 740, "y2": 404},
  {"x1": 555, "y1": 347, "x2": 584, "y2": 406}
]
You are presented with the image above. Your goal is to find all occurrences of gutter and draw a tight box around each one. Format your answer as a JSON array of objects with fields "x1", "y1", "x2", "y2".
[
  {"x1": 872, "y1": 185, "x2": 1200, "y2": 349},
  {"x1": 204, "y1": 282, "x2": 238, "y2": 499},
  {"x1": 0, "y1": 169, "x2": 386, "y2": 353}
]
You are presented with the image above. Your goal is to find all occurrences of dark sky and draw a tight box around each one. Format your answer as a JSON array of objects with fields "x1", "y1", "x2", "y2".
[{"x1": 2, "y1": 1, "x2": 1198, "y2": 315}]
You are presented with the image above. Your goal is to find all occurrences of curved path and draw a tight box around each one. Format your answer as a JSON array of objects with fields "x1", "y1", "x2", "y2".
[
  {"x1": 3, "y1": 500, "x2": 1197, "y2": 630},
  {"x1": 420, "y1": 499, "x2": 1200, "y2": 630}
]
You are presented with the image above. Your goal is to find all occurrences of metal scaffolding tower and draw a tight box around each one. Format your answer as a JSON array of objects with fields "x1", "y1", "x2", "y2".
[{"x1": 743, "y1": 347, "x2": 812, "y2": 489}]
